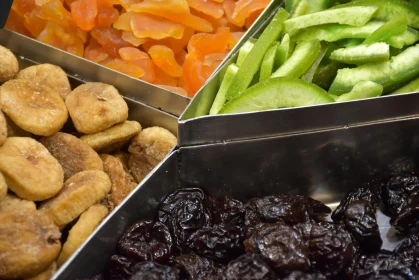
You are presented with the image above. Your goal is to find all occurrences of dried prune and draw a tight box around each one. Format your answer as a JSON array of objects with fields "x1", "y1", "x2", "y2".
[
  {"x1": 332, "y1": 180, "x2": 382, "y2": 222},
  {"x1": 309, "y1": 223, "x2": 353, "y2": 277},
  {"x1": 211, "y1": 195, "x2": 245, "y2": 227},
  {"x1": 353, "y1": 257, "x2": 415, "y2": 280},
  {"x1": 393, "y1": 226, "x2": 419, "y2": 272},
  {"x1": 158, "y1": 188, "x2": 212, "y2": 253},
  {"x1": 104, "y1": 255, "x2": 139, "y2": 280},
  {"x1": 344, "y1": 200, "x2": 382, "y2": 253},
  {"x1": 390, "y1": 192, "x2": 419, "y2": 235},
  {"x1": 244, "y1": 195, "x2": 330, "y2": 237},
  {"x1": 282, "y1": 271, "x2": 328, "y2": 280},
  {"x1": 174, "y1": 253, "x2": 225, "y2": 280},
  {"x1": 225, "y1": 254, "x2": 277, "y2": 280},
  {"x1": 382, "y1": 173, "x2": 419, "y2": 216},
  {"x1": 188, "y1": 225, "x2": 244, "y2": 264},
  {"x1": 118, "y1": 220, "x2": 174, "y2": 264},
  {"x1": 244, "y1": 223, "x2": 310, "y2": 274},
  {"x1": 129, "y1": 262, "x2": 179, "y2": 280}
]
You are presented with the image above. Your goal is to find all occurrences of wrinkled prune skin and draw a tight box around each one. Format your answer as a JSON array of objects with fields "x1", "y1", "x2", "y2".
[
  {"x1": 244, "y1": 223, "x2": 310, "y2": 274},
  {"x1": 309, "y1": 223, "x2": 353, "y2": 277},
  {"x1": 393, "y1": 226, "x2": 419, "y2": 273},
  {"x1": 211, "y1": 195, "x2": 246, "y2": 228},
  {"x1": 129, "y1": 262, "x2": 179, "y2": 280},
  {"x1": 118, "y1": 221, "x2": 173, "y2": 264},
  {"x1": 174, "y1": 253, "x2": 225, "y2": 280},
  {"x1": 244, "y1": 195, "x2": 330, "y2": 237},
  {"x1": 225, "y1": 254, "x2": 277, "y2": 280},
  {"x1": 104, "y1": 255, "x2": 139, "y2": 280},
  {"x1": 353, "y1": 257, "x2": 415, "y2": 280},
  {"x1": 344, "y1": 200, "x2": 382, "y2": 253},
  {"x1": 158, "y1": 188, "x2": 212, "y2": 253},
  {"x1": 188, "y1": 225, "x2": 244, "y2": 264},
  {"x1": 390, "y1": 192, "x2": 419, "y2": 235},
  {"x1": 282, "y1": 271, "x2": 328, "y2": 280},
  {"x1": 382, "y1": 173, "x2": 419, "y2": 216},
  {"x1": 332, "y1": 180, "x2": 382, "y2": 222}
]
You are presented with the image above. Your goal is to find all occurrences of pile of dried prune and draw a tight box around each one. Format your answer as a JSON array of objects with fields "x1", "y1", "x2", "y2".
[{"x1": 97, "y1": 173, "x2": 419, "y2": 280}]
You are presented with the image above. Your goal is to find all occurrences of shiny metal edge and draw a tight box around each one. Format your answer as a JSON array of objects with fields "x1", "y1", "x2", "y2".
[
  {"x1": 0, "y1": 28, "x2": 189, "y2": 117},
  {"x1": 52, "y1": 115, "x2": 419, "y2": 279},
  {"x1": 179, "y1": 0, "x2": 283, "y2": 121}
]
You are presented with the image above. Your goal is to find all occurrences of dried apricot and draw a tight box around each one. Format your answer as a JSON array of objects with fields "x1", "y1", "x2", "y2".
[
  {"x1": 5, "y1": 10, "x2": 32, "y2": 37},
  {"x1": 188, "y1": 27, "x2": 230, "y2": 59},
  {"x1": 70, "y1": 0, "x2": 98, "y2": 31},
  {"x1": 187, "y1": 0, "x2": 224, "y2": 19},
  {"x1": 91, "y1": 27, "x2": 132, "y2": 57},
  {"x1": 149, "y1": 45, "x2": 183, "y2": 77},
  {"x1": 232, "y1": 0, "x2": 270, "y2": 27},
  {"x1": 131, "y1": 13, "x2": 185, "y2": 40},
  {"x1": 84, "y1": 38, "x2": 109, "y2": 63},
  {"x1": 119, "y1": 47, "x2": 155, "y2": 83},
  {"x1": 103, "y1": 58, "x2": 145, "y2": 79},
  {"x1": 121, "y1": 31, "x2": 147, "y2": 47}
]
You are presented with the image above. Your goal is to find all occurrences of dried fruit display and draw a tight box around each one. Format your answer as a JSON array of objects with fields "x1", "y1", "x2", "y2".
[
  {"x1": 0, "y1": 45, "x2": 177, "y2": 278},
  {"x1": 99, "y1": 180, "x2": 419, "y2": 280},
  {"x1": 6, "y1": 0, "x2": 270, "y2": 97}
]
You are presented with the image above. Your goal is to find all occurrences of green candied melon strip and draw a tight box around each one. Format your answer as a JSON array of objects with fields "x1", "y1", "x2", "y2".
[
  {"x1": 209, "y1": 64, "x2": 239, "y2": 115},
  {"x1": 363, "y1": 16, "x2": 407, "y2": 45},
  {"x1": 332, "y1": 0, "x2": 419, "y2": 29},
  {"x1": 390, "y1": 77, "x2": 419, "y2": 94},
  {"x1": 283, "y1": 6, "x2": 378, "y2": 35},
  {"x1": 271, "y1": 39, "x2": 321, "y2": 78},
  {"x1": 259, "y1": 42, "x2": 280, "y2": 82},
  {"x1": 307, "y1": 0, "x2": 336, "y2": 13},
  {"x1": 336, "y1": 81, "x2": 383, "y2": 102},
  {"x1": 225, "y1": 8, "x2": 289, "y2": 101},
  {"x1": 302, "y1": 42, "x2": 329, "y2": 82},
  {"x1": 290, "y1": 0, "x2": 310, "y2": 18},
  {"x1": 329, "y1": 42, "x2": 390, "y2": 65},
  {"x1": 219, "y1": 77, "x2": 334, "y2": 114},
  {"x1": 236, "y1": 40, "x2": 255, "y2": 67},
  {"x1": 293, "y1": 21, "x2": 384, "y2": 43}
]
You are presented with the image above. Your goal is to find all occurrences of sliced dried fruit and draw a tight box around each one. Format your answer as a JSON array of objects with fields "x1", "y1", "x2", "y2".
[
  {"x1": 91, "y1": 27, "x2": 133, "y2": 57},
  {"x1": 131, "y1": 13, "x2": 185, "y2": 40},
  {"x1": 187, "y1": 0, "x2": 224, "y2": 19},
  {"x1": 81, "y1": 121, "x2": 142, "y2": 153},
  {"x1": 39, "y1": 132, "x2": 104, "y2": 180},
  {"x1": 0, "y1": 208, "x2": 61, "y2": 279},
  {"x1": 84, "y1": 38, "x2": 109, "y2": 63},
  {"x1": 57, "y1": 204, "x2": 108, "y2": 266},
  {"x1": 188, "y1": 27, "x2": 231, "y2": 59},
  {"x1": 70, "y1": 0, "x2": 98, "y2": 31},
  {"x1": 0, "y1": 137, "x2": 64, "y2": 201},
  {"x1": 128, "y1": 153, "x2": 155, "y2": 183},
  {"x1": 148, "y1": 45, "x2": 183, "y2": 77},
  {"x1": 122, "y1": 31, "x2": 147, "y2": 47},
  {"x1": 25, "y1": 262, "x2": 57, "y2": 280},
  {"x1": 103, "y1": 58, "x2": 146, "y2": 79},
  {"x1": 3, "y1": 114, "x2": 32, "y2": 138},
  {"x1": 232, "y1": 0, "x2": 270, "y2": 27},
  {"x1": 0, "y1": 79, "x2": 68, "y2": 136},
  {"x1": 39, "y1": 170, "x2": 111, "y2": 228},
  {"x1": 65, "y1": 82, "x2": 129, "y2": 134},
  {"x1": 0, "y1": 194, "x2": 36, "y2": 212},
  {"x1": 0, "y1": 172, "x2": 7, "y2": 200},
  {"x1": 0, "y1": 45, "x2": 19, "y2": 83},
  {"x1": 101, "y1": 154, "x2": 138, "y2": 208},
  {"x1": 0, "y1": 110, "x2": 6, "y2": 146},
  {"x1": 119, "y1": 47, "x2": 155, "y2": 83},
  {"x1": 16, "y1": 63, "x2": 72, "y2": 101}
]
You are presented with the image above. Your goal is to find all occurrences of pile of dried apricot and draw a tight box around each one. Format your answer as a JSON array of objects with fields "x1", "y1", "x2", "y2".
[
  {"x1": 5, "y1": 0, "x2": 270, "y2": 97},
  {"x1": 0, "y1": 45, "x2": 177, "y2": 278}
]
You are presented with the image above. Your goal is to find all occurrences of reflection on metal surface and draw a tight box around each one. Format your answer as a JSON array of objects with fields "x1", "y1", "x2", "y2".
[
  {"x1": 54, "y1": 116, "x2": 419, "y2": 279},
  {"x1": 0, "y1": 28, "x2": 189, "y2": 117}
]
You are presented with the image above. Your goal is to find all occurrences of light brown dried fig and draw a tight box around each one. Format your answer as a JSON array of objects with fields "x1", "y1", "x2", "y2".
[
  {"x1": 0, "y1": 109, "x2": 6, "y2": 145},
  {"x1": 0, "y1": 45, "x2": 19, "y2": 83}
]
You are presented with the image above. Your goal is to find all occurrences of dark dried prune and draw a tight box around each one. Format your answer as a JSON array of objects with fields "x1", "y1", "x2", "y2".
[
  {"x1": 309, "y1": 223, "x2": 353, "y2": 277},
  {"x1": 104, "y1": 255, "x2": 139, "y2": 280},
  {"x1": 282, "y1": 271, "x2": 328, "y2": 280},
  {"x1": 390, "y1": 192, "x2": 419, "y2": 235},
  {"x1": 382, "y1": 173, "x2": 419, "y2": 216},
  {"x1": 353, "y1": 257, "x2": 415, "y2": 280},
  {"x1": 225, "y1": 254, "x2": 277, "y2": 280},
  {"x1": 332, "y1": 180, "x2": 382, "y2": 222},
  {"x1": 129, "y1": 262, "x2": 179, "y2": 280},
  {"x1": 118, "y1": 221, "x2": 173, "y2": 264},
  {"x1": 211, "y1": 195, "x2": 245, "y2": 227},
  {"x1": 174, "y1": 253, "x2": 225, "y2": 280},
  {"x1": 158, "y1": 188, "x2": 212, "y2": 253},
  {"x1": 393, "y1": 226, "x2": 419, "y2": 272},
  {"x1": 344, "y1": 200, "x2": 382, "y2": 253},
  {"x1": 244, "y1": 222, "x2": 310, "y2": 274},
  {"x1": 188, "y1": 225, "x2": 244, "y2": 264}
]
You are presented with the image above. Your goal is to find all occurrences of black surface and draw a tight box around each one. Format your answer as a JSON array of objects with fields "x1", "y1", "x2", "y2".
[{"x1": 0, "y1": 0, "x2": 13, "y2": 29}]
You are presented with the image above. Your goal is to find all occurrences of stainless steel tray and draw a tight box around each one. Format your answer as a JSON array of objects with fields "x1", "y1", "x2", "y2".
[
  {"x1": 1, "y1": 29, "x2": 179, "y2": 135},
  {"x1": 178, "y1": 9, "x2": 419, "y2": 146},
  {"x1": 53, "y1": 114, "x2": 419, "y2": 280},
  {"x1": 0, "y1": 28, "x2": 189, "y2": 117}
]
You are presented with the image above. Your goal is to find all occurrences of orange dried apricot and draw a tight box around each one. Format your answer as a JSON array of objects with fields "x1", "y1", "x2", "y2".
[
  {"x1": 131, "y1": 13, "x2": 185, "y2": 40},
  {"x1": 121, "y1": 31, "x2": 147, "y2": 46},
  {"x1": 84, "y1": 39, "x2": 109, "y2": 63},
  {"x1": 153, "y1": 63, "x2": 178, "y2": 87},
  {"x1": 113, "y1": 12, "x2": 134, "y2": 32},
  {"x1": 187, "y1": 0, "x2": 224, "y2": 19},
  {"x1": 232, "y1": 0, "x2": 270, "y2": 27},
  {"x1": 103, "y1": 58, "x2": 145, "y2": 78},
  {"x1": 187, "y1": 27, "x2": 230, "y2": 59},
  {"x1": 245, "y1": 9, "x2": 263, "y2": 29},
  {"x1": 11, "y1": 0, "x2": 37, "y2": 17},
  {"x1": 175, "y1": 49, "x2": 187, "y2": 67},
  {"x1": 97, "y1": 0, "x2": 119, "y2": 27},
  {"x1": 158, "y1": 85, "x2": 187, "y2": 96},
  {"x1": 180, "y1": 57, "x2": 207, "y2": 96},
  {"x1": 70, "y1": 0, "x2": 98, "y2": 31},
  {"x1": 5, "y1": 10, "x2": 32, "y2": 37},
  {"x1": 128, "y1": 0, "x2": 213, "y2": 32},
  {"x1": 91, "y1": 27, "x2": 133, "y2": 57},
  {"x1": 148, "y1": 45, "x2": 183, "y2": 77},
  {"x1": 229, "y1": 31, "x2": 245, "y2": 49},
  {"x1": 142, "y1": 27, "x2": 194, "y2": 54},
  {"x1": 203, "y1": 53, "x2": 227, "y2": 66},
  {"x1": 119, "y1": 47, "x2": 155, "y2": 83}
]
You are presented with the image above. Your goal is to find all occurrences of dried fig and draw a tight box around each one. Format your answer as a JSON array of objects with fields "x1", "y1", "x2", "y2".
[{"x1": 0, "y1": 45, "x2": 19, "y2": 83}]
